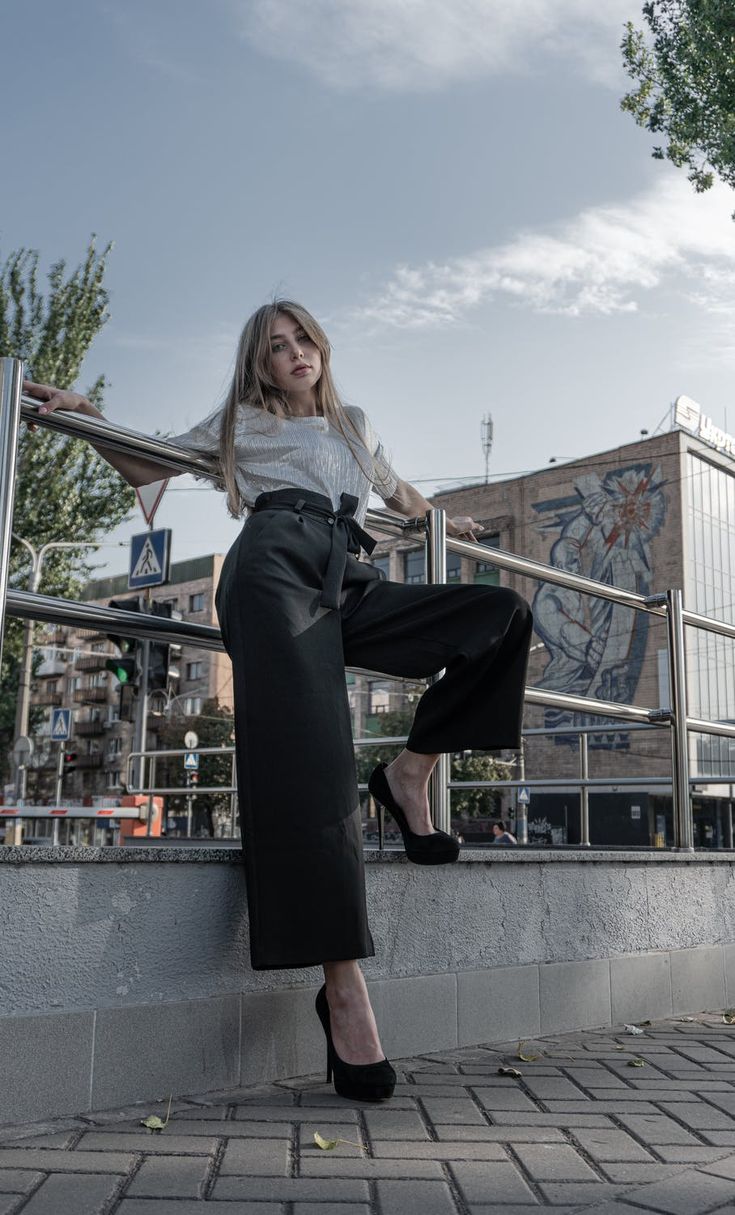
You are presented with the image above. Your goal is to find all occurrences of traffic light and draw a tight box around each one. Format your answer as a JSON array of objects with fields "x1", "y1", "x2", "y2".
[
  {"x1": 105, "y1": 597, "x2": 143, "y2": 691},
  {"x1": 187, "y1": 771, "x2": 199, "y2": 786},
  {"x1": 147, "y1": 603, "x2": 182, "y2": 693},
  {"x1": 63, "y1": 751, "x2": 78, "y2": 771}
]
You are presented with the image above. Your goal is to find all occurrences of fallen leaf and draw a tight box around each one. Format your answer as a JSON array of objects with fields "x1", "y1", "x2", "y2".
[
  {"x1": 314, "y1": 1132, "x2": 340, "y2": 1151},
  {"x1": 140, "y1": 1095, "x2": 172, "y2": 1134},
  {"x1": 313, "y1": 1131, "x2": 363, "y2": 1152},
  {"x1": 517, "y1": 1041, "x2": 540, "y2": 1062},
  {"x1": 498, "y1": 1066, "x2": 522, "y2": 1078},
  {"x1": 640, "y1": 1020, "x2": 652, "y2": 1027},
  {"x1": 679, "y1": 1016, "x2": 696, "y2": 1022},
  {"x1": 629, "y1": 1058, "x2": 646, "y2": 1068},
  {"x1": 624, "y1": 1024, "x2": 645, "y2": 1035},
  {"x1": 613, "y1": 1045, "x2": 626, "y2": 1051},
  {"x1": 723, "y1": 1011, "x2": 735, "y2": 1025}
]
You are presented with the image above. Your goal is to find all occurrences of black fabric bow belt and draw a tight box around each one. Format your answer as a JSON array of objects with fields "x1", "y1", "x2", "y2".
[{"x1": 251, "y1": 488, "x2": 376, "y2": 610}]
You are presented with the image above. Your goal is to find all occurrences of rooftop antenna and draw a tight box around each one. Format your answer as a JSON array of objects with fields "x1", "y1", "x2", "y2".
[{"x1": 481, "y1": 413, "x2": 494, "y2": 484}]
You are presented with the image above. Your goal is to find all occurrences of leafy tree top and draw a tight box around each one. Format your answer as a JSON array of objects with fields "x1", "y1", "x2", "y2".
[{"x1": 621, "y1": 0, "x2": 735, "y2": 202}]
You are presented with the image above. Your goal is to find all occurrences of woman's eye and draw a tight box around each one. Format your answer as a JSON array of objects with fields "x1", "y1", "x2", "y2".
[{"x1": 271, "y1": 343, "x2": 285, "y2": 352}]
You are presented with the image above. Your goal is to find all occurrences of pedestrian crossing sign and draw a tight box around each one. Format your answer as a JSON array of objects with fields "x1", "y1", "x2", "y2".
[
  {"x1": 183, "y1": 752, "x2": 200, "y2": 770},
  {"x1": 50, "y1": 708, "x2": 72, "y2": 741},
  {"x1": 128, "y1": 529, "x2": 171, "y2": 589},
  {"x1": 518, "y1": 786, "x2": 531, "y2": 804}
]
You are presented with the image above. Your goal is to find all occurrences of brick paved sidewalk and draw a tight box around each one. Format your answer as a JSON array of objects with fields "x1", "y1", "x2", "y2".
[{"x1": 5, "y1": 1014, "x2": 735, "y2": 1213}]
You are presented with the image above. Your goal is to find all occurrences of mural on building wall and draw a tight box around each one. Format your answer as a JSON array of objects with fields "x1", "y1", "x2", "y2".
[{"x1": 531, "y1": 463, "x2": 667, "y2": 749}]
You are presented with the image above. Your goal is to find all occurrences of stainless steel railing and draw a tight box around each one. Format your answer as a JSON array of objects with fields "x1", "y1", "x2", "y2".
[{"x1": 3, "y1": 355, "x2": 735, "y2": 852}]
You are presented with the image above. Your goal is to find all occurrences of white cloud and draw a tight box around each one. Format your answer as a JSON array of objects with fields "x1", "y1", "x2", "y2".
[
  {"x1": 237, "y1": 0, "x2": 638, "y2": 90},
  {"x1": 350, "y1": 176, "x2": 735, "y2": 328}
]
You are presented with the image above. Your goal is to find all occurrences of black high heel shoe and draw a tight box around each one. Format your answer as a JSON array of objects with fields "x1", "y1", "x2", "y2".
[
  {"x1": 315, "y1": 984, "x2": 396, "y2": 1101},
  {"x1": 368, "y1": 762, "x2": 460, "y2": 865}
]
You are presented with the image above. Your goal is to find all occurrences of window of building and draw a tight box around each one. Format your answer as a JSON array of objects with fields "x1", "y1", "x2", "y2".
[
  {"x1": 369, "y1": 682, "x2": 391, "y2": 715},
  {"x1": 370, "y1": 554, "x2": 390, "y2": 579},
  {"x1": 186, "y1": 661, "x2": 205, "y2": 680},
  {"x1": 447, "y1": 552, "x2": 461, "y2": 582},
  {"x1": 184, "y1": 696, "x2": 203, "y2": 716},
  {"x1": 106, "y1": 770, "x2": 122, "y2": 789},
  {"x1": 404, "y1": 550, "x2": 425, "y2": 583},
  {"x1": 189, "y1": 592, "x2": 206, "y2": 612},
  {"x1": 474, "y1": 534, "x2": 501, "y2": 585}
]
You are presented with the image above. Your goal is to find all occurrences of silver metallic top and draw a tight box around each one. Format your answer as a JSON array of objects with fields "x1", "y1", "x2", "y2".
[{"x1": 169, "y1": 403, "x2": 399, "y2": 525}]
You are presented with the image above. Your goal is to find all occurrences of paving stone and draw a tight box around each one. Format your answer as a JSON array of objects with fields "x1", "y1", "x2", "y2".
[
  {"x1": 362, "y1": 1109, "x2": 431, "y2": 1140},
  {"x1": 19, "y1": 1172, "x2": 123, "y2": 1214},
  {"x1": 218, "y1": 1137, "x2": 291, "y2": 1175},
  {"x1": 701, "y1": 1154, "x2": 735, "y2": 1179},
  {"x1": 538, "y1": 1182, "x2": 634, "y2": 1204},
  {"x1": 601, "y1": 1162, "x2": 690, "y2": 1183},
  {"x1": 118, "y1": 1204, "x2": 280, "y2": 1215},
  {"x1": 470, "y1": 1088, "x2": 541, "y2": 1112},
  {"x1": 433, "y1": 1124, "x2": 565, "y2": 1142},
  {"x1": 615, "y1": 1114, "x2": 703, "y2": 1145},
  {"x1": 112, "y1": 1117, "x2": 286, "y2": 1138},
  {"x1": 484, "y1": 1110, "x2": 615, "y2": 1127},
  {"x1": 565, "y1": 1068, "x2": 629, "y2": 1089},
  {"x1": 292, "y1": 1206, "x2": 370, "y2": 1215},
  {"x1": 699, "y1": 1131, "x2": 735, "y2": 1145},
  {"x1": 654, "y1": 1145, "x2": 735, "y2": 1163},
  {"x1": 166, "y1": 1104, "x2": 230, "y2": 1119},
  {"x1": 543, "y1": 1100, "x2": 660, "y2": 1114},
  {"x1": 0, "y1": 1131, "x2": 79, "y2": 1149},
  {"x1": 374, "y1": 1178, "x2": 459, "y2": 1215},
  {"x1": 570, "y1": 1128, "x2": 656, "y2": 1163},
  {"x1": 75, "y1": 1131, "x2": 218, "y2": 1154},
  {"x1": 522, "y1": 1076, "x2": 588, "y2": 1099},
  {"x1": 624, "y1": 1167, "x2": 735, "y2": 1213},
  {"x1": 300, "y1": 1157, "x2": 445, "y2": 1178},
  {"x1": 417, "y1": 1097, "x2": 489, "y2": 1125},
  {"x1": 0, "y1": 1199, "x2": 18, "y2": 1215},
  {"x1": 0, "y1": 1169, "x2": 43, "y2": 1193},
  {"x1": 512, "y1": 1142, "x2": 600, "y2": 1181},
  {"x1": 373, "y1": 1141, "x2": 508, "y2": 1160},
  {"x1": 657, "y1": 1101, "x2": 735, "y2": 1130},
  {"x1": 125, "y1": 1155, "x2": 211, "y2": 1197},
  {"x1": 212, "y1": 1175, "x2": 369, "y2": 1200},
  {"x1": 0, "y1": 1149, "x2": 136, "y2": 1173},
  {"x1": 466, "y1": 1208, "x2": 579, "y2": 1215},
  {"x1": 448, "y1": 1160, "x2": 538, "y2": 1204},
  {"x1": 231, "y1": 1104, "x2": 358, "y2": 1123}
]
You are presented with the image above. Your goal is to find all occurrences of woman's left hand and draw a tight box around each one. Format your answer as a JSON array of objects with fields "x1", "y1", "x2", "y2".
[{"x1": 447, "y1": 515, "x2": 484, "y2": 541}]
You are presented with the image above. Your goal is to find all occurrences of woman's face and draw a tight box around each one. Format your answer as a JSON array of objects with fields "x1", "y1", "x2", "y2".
[{"x1": 269, "y1": 312, "x2": 322, "y2": 396}]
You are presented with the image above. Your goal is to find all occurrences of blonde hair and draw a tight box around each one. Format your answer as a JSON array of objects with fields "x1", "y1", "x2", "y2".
[{"x1": 218, "y1": 299, "x2": 369, "y2": 518}]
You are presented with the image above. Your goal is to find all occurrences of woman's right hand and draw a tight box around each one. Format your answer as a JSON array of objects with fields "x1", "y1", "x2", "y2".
[{"x1": 23, "y1": 379, "x2": 93, "y2": 432}]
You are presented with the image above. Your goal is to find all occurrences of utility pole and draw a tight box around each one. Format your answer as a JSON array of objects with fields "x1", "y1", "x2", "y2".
[{"x1": 481, "y1": 414, "x2": 494, "y2": 484}]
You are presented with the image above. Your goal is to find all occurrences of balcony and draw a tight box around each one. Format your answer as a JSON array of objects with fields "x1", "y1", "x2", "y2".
[
  {"x1": 76, "y1": 654, "x2": 109, "y2": 672},
  {"x1": 36, "y1": 659, "x2": 67, "y2": 678},
  {"x1": 76, "y1": 719, "x2": 106, "y2": 737},
  {"x1": 36, "y1": 690, "x2": 63, "y2": 707},
  {"x1": 76, "y1": 754, "x2": 104, "y2": 769},
  {"x1": 73, "y1": 687, "x2": 109, "y2": 704}
]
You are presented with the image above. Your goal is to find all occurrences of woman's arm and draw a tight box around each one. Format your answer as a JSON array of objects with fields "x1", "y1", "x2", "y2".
[
  {"x1": 383, "y1": 477, "x2": 484, "y2": 540},
  {"x1": 23, "y1": 380, "x2": 184, "y2": 488}
]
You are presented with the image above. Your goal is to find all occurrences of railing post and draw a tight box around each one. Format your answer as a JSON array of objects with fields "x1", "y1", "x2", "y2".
[
  {"x1": 516, "y1": 736, "x2": 528, "y2": 844},
  {"x1": 425, "y1": 508, "x2": 451, "y2": 834},
  {"x1": 230, "y1": 752, "x2": 238, "y2": 839},
  {"x1": 666, "y1": 587, "x2": 694, "y2": 851},
  {"x1": 579, "y1": 732, "x2": 590, "y2": 846},
  {"x1": 0, "y1": 358, "x2": 24, "y2": 669}
]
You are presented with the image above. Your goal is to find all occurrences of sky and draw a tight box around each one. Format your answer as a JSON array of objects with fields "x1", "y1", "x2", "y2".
[{"x1": 3, "y1": 0, "x2": 735, "y2": 582}]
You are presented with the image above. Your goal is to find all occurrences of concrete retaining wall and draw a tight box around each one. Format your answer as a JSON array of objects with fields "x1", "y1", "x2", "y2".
[{"x1": 1, "y1": 846, "x2": 734, "y2": 1125}]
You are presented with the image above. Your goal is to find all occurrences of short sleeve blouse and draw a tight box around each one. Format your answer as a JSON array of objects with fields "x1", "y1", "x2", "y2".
[{"x1": 167, "y1": 402, "x2": 399, "y2": 526}]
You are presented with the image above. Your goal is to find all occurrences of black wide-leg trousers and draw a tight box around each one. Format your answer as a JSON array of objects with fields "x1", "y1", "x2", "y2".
[{"x1": 215, "y1": 489, "x2": 533, "y2": 971}]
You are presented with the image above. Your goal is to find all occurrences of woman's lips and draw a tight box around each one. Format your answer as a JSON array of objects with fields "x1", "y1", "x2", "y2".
[{"x1": 292, "y1": 366, "x2": 311, "y2": 376}]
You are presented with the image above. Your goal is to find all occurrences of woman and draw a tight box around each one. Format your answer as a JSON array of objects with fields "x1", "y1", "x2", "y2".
[{"x1": 24, "y1": 299, "x2": 532, "y2": 1102}]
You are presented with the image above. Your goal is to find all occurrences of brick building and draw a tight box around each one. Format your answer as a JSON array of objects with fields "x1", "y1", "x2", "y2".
[
  {"x1": 362, "y1": 403, "x2": 735, "y2": 848},
  {"x1": 28, "y1": 554, "x2": 232, "y2": 804}
]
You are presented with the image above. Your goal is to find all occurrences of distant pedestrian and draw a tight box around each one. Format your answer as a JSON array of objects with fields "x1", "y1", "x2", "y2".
[{"x1": 492, "y1": 820, "x2": 518, "y2": 846}]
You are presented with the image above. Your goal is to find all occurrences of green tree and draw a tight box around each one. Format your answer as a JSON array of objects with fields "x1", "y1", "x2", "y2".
[
  {"x1": 0, "y1": 240, "x2": 136, "y2": 782},
  {"x1": 621, "y1": 1, "x2": 735, "y2": 199},
  {"x1": 153, "y1": 699, "x2": 235, "y2": 836}
]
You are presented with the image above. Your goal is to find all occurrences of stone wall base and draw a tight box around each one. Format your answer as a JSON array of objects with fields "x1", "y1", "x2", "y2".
[{"x1": 3, "y1": 942, "x2": 732, "y2": 1126}]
